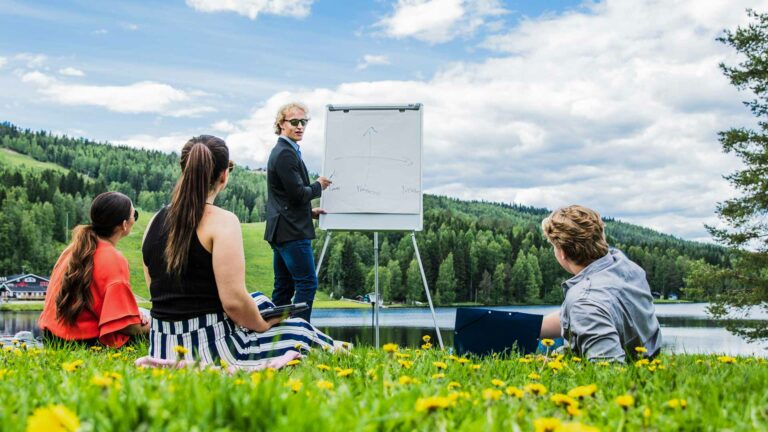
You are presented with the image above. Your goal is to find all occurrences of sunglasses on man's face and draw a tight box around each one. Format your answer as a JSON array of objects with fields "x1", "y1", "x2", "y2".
[{"x1": 285, "y1": 118, "x2": 309, "y2": 127}]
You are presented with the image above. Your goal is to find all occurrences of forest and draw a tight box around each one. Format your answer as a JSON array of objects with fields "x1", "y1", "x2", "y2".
[{"x1": 0, "y1": 122, "x2": 731, "y2": 305}]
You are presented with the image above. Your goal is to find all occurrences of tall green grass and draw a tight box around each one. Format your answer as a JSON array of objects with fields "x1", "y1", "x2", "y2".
[{"x1": 2, "y1": 341, "x2": 766, "y2": 431}]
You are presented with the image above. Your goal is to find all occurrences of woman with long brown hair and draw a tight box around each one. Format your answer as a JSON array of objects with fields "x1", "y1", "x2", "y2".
[
  {"x1": 142, "y1": 135, "x2": 337, "y2": 368},
  {"x1": 39, "y1": 192, "x2": 149, "y2": 347}
]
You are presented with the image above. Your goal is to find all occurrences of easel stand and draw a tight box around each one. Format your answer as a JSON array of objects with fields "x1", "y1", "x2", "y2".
[{"x1": 315, "y1": 231, "x2": 444, "y2": 350}]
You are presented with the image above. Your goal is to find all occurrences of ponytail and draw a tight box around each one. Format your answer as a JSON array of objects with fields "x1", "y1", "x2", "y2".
[
  {"x1": 56, "y1": 225, "x2": 98, "y2": 326},
  {"x1": 164, "y1": 143, "x2": 215, "y2": 277}
]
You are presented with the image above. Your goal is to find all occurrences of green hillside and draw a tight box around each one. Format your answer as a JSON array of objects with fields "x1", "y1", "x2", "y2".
[{"x1": 0, "y1": 148, "x2": 70, "y2": 173}]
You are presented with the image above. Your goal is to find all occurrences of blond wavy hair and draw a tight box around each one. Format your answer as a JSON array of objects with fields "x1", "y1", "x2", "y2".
[
  {"x1": 541, "y1": 205, "x2": 609, "y2": 266},
  {"x1": 273, "y1": 102, "x2": 309, "y2": 135}
]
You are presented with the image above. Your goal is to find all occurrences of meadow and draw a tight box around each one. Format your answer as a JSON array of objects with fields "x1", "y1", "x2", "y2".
[{"x1": 2, "y1": 338, "x2": 766, "y2": 432}]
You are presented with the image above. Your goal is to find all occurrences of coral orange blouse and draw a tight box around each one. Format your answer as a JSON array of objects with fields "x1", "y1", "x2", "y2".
[{"x1": 39, "y1": 240, "x2": 142, "y2": 347}]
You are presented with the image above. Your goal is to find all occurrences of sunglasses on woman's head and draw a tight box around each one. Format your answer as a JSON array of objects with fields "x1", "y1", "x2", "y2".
[
  {"x1": 133, "y1": 209, "x2": 139, "y2": 222},
  {"x1": 228, "y1": 160, "x2": 235, "y2": 172}
]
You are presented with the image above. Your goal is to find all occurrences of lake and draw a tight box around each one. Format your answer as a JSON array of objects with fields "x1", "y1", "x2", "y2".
[{"x1": 3, "y1": 303, "x2": 766, "y2": 356}]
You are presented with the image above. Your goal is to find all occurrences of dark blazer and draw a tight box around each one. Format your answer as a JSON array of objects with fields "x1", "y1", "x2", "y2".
[{"x1": 264, "y1": 137, "x2": 322, "y2": 244}]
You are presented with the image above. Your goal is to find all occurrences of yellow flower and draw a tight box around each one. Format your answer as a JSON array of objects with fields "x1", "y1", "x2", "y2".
[
  {"x1": 0, "y1": 369, "x2": 10, "y2": 379},
  {"x1": 285, "y1": 378, "x2": 303, "y2": 393},
  {"x1": 528, "y1": 372, "x2": 541, "y2": 380},
  {"x1": 26, "y1": 404, "x2": 80, "y2": 432},
  {"x1": 471, "y1": 364, "x2": 481, "y2": 370},
  {"x1": 422, "y1": 335, "x2": 431, "y2": 343},
  {"x1": 572, "y1": 357, "x2": 582, "y2": 363},
  {"x1": 431, "y1": 373, "x2": 445, "y2": 379},
  {"x1": 317, "y1": 364, "x2": 331, "y2": 371},
  {"x1": 550, "y1": 393, "x2": 579, "y2": 408},
  {"x1": 456, "y1": 357, "x2": 470, "y2": 364},
  {"x1": 286, "y1": 359, "x2": 301, "y2": 367},
  {"x1": 124, "y1": 346, "x2": 135, "y2": 352},
  {"x1": 3, "y1": 345, "x2": 13, "y2": 352},
  {"x1": 382, "y1": 343, "x2": 399, "y2": 353},
  {"x1": 91, "y1": 374, "x2": 117, "y2": 388},
  {"x1": 172, "y1": 345, "x2": 189, "y2": 356},
  {"x1": 398, "y1": 360, "x2": 413, "y2": 369},
  {"x1": 518, "y1": 358, "x2": 533, "y2": 364},
  {"x1": 394, "y1": 352, "x2": 411, "y2": 359},
  {"x1": 568, "y1": 384, "x2": 598, "y2": 399},
  {"x1": 643, "y1": 407, "x2": 652, "y2": 418},
  {"x1": 525, "y1": 383, "x2": 548, "y2": 396},
  {"x1": 534, "y1": 417, "x2": 561, "y2": 432},
  {"x1": 398, "y1": 375, "x2": 415, "y2": 385},
  {"x1": 541, "y1": 338, "x2": 555, "y2": 347},
  {"x1": 61, "y1": 360, "x2": 84, "y2": 373},
  {"x1": 482, "y1": 388, "x2": 503, "y2": 401},
  {"x1": 336, "y1": 368, "x2": 354, "y2": 377},
  {"x1": 316, "y1": 380, "x2": 334, "y2": 391},
  {"x1": 666, "y1": 399, "x2": 687, "y2": 409},
  {"x1": 421, "y1": 343, "x2": 432, "y2": 349},
  {"x1": 415, "y1": 396, "x2": 453, "y2": 412},
  {"x1": 250, "y1": 372, "x2": 262, "y2": 386},
  {"x1": 108, "y1": 352, "x2": 122, "y2": 360},
  {"x1": 547, "y1": 360, "x2": 564, "y2": 371},
  {"x1": 615, "y1": 395, "x2": 635, "y2": 409},
  {"x1": 89, "y1": 346, "x2": 102, "y2": 352},
  {"x1": 491, "y1": 379, "x2": 505, "y2": 387},
  {"x1": 559, "y1": 422, "x2": 599, "y2": 432},
  {"x1": 447, "y1": 381, "x2": 461, "y2": 389},
  {"x1": 566, "y1": 405, "x2": 582, "y2": 417},
  {"x1": 432, "y1": 361, "x2": 447, "y2": 369},
  {"x1": 220, "y1": 360, "x2": 229, "y2": 369},
  {"x1": 717, "y1": 356, "x2": 736, "y2": 364},
  {"x1": 505, "y1": 386, "x2": 524, "y2": 398},
  {"x1": 596, "y1": 361, "x2": 610, "y2": 367},
  {"x1": 635, "y1": 359, "x2": 650, "y2": 368},
  {"x1": 634, "y1": 346, "x2": 648, "y2": 354}
]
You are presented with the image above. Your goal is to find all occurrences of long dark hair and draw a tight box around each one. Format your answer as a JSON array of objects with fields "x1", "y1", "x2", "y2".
[
  {"x1": 164, "y1": 135, "x2": 229, "y2": 277},
  {"x1": 56, "y1": 192, "x2": 133, "y2": 326}
]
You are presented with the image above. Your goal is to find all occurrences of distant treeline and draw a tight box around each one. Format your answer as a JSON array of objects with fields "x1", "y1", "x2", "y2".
[{"x1": 0, "y1": 122, "x2": 731, "y2": 305}]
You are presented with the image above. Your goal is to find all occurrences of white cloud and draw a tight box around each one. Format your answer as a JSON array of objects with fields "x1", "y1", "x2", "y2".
[
  {"x1": 14, "y1": 53, "x2": 47, "y2": 68},
  {"x1": 58, "y1": 67, "x2": 85, "y2": 77},
  {"x1": 186, "y1": 0, "x2": 314, "y2": 20},
  {"x1": 356, "y1": 54, "x2": 390, "y2": 71},
  {"x1": 375, "y1": 0, "x2": 507, "y2": 43},
  {"x1": 220, "y1": 0, "x2": 766, "y2": 241},
  {"x1": 0, "y1": 57, "x2": 7, "y2": 69},
  {"x1": 122, "y1": 23, "x2": 139, "y2": 31},
  {"x1": 21, "y1": 72, "x2": 215, "y2": 117},
  {"x1": 113, "y1": 133, "x2": 193, "y2": 153},
  {"x1": 212, "y1": 120, "x2": 239, "y2": 133},
  {"x1": 92, "y1": 29, "x2": 108, "y2": 35}
]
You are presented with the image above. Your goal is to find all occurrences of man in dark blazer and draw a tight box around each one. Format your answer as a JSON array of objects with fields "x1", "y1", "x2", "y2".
[{"x1": 264, "y1": 102, "x2": 331, "y2": 322}]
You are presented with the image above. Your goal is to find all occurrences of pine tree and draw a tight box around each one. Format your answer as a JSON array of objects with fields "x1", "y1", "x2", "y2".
[
  {"x1": 435, "y1": 253, "x2": 456, "y2": 305},
  {"x1": 406, "y1": 259, "x2": 423, "y2": 304}
]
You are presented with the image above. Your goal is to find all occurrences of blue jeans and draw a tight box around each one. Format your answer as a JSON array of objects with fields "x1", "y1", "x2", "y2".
[{"x1": 271, "y1": 239, "x2": 317, "y2": 322}]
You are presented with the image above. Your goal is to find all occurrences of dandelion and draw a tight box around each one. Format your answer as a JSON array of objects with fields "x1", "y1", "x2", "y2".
[
  {"x1": 547, "y1": 360, "x2": 564, "y2": 371},
  {"x1": 415, "y1": 396, "x2": 453, "y2": 412},
  {"x1": 89, "y1": 346, "x2": 102, "y2": 352},
  {"x1": 0, "y1": 369, "x2": 10, "y2": 379},
  {"x1": 506, "y1": 386, "x2": 524, "y2": 398},
  {"x1": 398, "y1": 360, "x2": 413, "y2": 369},
  {"x1": 456, "y1": 357, "x2": 470, "y2": 364},
  {"x1": 550, "y1": 393, "x2": 579, "y2": 408},
  {"x1": 250, "y1": 372, "x2": 262, "y2": 385},
  {"x1": 366, "y1": 368, "x2": 377, "y2": 379},
  {"x1": 173, "y1": 345, "x2": 189, "y2": 356},
  {"x1": 615, "y1": 395, "x2": 635, "y2": 410},
  {"x1": 395, "y1": 352, "x2": 411, "y2": 359},
  {"x1": 316, "y1": 380, "x2": 334, "y2": 391},
  {"x1": 398, "y1": 375, "x2": 415, "y2": 385},
  {"x1": 528, "y1": 372, "x2": 541, "y2": 380},
  {"x1": 491, "y1": 379, "x2": 505, "y2": 387},
  {"x1": 124, "y1": 346, "x2": 135, "y2": 352},
  {"x1": 525, "y1": 383, "x2": 548, "y2": 396},
  {"x1": 666, "y1": 399, "x2": 687, "y2": 409},
  {"x1": 317, "y1": 364, "x2": 331, "y2": 371},
  {"x1": 3, "y1": 346, "x2": 14, "y2": 352},
  {"x1": 635, "y1": 359, "x2": 650, "y2": 368},
  {"x1": 717, "y1": 356, "x2": 736, "y2": 364},
  {"x1": 286, "y1": 359, "x2": 301, "y2": 367},
  {"x1": 482, "y1": 388, "x2": 503, "y2": 401},
  {"x1": 596, "y1": 361, "x2": 610, "y2": 367},
  {"x1": 635, "y1": 346, "x2": 648, "y2": 354},
  {"x1": 433, "y1": 361, "x2": 447, "y2": 370},
  {"x1": 566, "y1": 405, "x2": 582, "y2": 417},
  {"x1": 572, "y1": 357, "x2": 582, "y2": 363},
  {"x1": 336, "y1": 368, "x2": 354, "y2": 377},
  {"x1": 91, "y1": 374, "x2": 117, "y2": 388},
  {"x1": 471, "y1": 364, "x2": 481, "y2": 371},
  {"x1": 382, "y1": 343, "x2": 398, "y2": 353},
  {"x1": 421, "y1": 342, "x2": 432, "y2": 349},
  {"x1": 422, "y1": 335, "x2": 431, "y2": 343},
  {"x1": 519, "y1": 358, "x2": 533, "y2": 364},
  {"x1": 26, "y1": 404, "x2": 80, "y2": 432},
  {"x1": 447, "y1": 381, "x2": 461, "y2": 389},
  {"x1": 568, "y1": 384, "x2": 598, "y2": 399},
  {"x1": 559, "y1": 422, "x2": 599, "y2": 432},
  {"x1": 285, "y1": 378, "x2": 303, "y2": 393},
  {"x1": 643, "y1": 407, "x2": 652, "y2": 418},
  {"x1": 541, "y1": 338, "x2": 555, "y2": 347},
  {"x1": 534, "y1": 417, "x2": 561, "y2": 432},
  {"x1": 432, "y1": 373, "x2": 445, "y2": 379},
  {"x1": 61, "y1": 360, "x2": 84, "y2": 373}
]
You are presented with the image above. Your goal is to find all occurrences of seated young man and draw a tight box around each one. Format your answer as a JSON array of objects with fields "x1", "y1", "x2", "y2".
[{"x1": 538, "y1": 205, "x2": 661, "y2": 362}]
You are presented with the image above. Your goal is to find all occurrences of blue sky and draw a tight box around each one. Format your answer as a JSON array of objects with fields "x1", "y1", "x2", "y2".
[{"x1": 1, "y1": 0, "x2": 765, "y2": 242}]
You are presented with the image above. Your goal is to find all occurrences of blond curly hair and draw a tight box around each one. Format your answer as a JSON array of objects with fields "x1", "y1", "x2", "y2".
[{"x1": 541, "y1": 205, "x2": 609, "y2": 266}]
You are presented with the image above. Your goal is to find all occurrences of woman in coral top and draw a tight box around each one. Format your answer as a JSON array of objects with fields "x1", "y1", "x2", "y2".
[{"x1": 39, "y1": 191, "x2": 149, "y2": 347}]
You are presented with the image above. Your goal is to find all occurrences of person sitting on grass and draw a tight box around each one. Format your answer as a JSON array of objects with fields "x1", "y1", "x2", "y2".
[
  {"x1": 538, "y1": 205, "x2": 661, "y2": 362},
  {"x1": 141, "y1": 135, "x2": 341, "y2": 369},
  {"x1": 39, "y1": 192, "x2": 150, "y2": 347}
]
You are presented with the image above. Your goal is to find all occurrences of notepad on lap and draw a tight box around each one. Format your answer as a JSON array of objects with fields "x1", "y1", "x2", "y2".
[{"x1": 260, "y1": 303, "x2": 310, "y2": 320}]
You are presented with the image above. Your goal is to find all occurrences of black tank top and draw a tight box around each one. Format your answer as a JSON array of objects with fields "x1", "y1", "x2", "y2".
[{"x1": 142, "y1": 207, "x2": 224, "y2": 320}]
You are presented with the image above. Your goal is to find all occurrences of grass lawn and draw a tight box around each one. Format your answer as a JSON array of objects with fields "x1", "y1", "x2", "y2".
[
  {"x1": 0, "y1": 148, "x2": 71, "y2": 174},
  {"x1": 2, "y1": 341, "x2": 766, "y2": 431}
]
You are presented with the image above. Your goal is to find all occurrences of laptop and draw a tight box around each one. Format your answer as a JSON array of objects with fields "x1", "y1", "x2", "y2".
[{"x1": 454, "y1": 308, "x2": 543, "y2": 356}]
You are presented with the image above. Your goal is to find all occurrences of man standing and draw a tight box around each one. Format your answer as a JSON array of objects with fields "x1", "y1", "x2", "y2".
[{"x1": 265, "y1": 102, "x2": 331, "y2": 322}]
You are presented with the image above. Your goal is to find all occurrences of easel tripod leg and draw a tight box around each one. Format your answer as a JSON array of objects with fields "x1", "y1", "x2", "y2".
[{"x1": 411, "y1": 232, "x2": 444, "y2": 350}]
